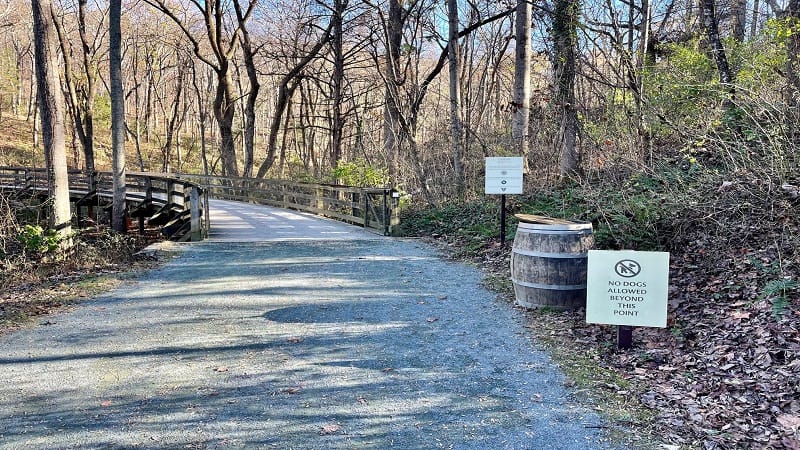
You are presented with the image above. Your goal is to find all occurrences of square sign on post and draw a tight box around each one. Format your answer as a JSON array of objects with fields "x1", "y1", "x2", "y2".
[
  {"x1": 586, "y1": 250, "x2": 670, "y2": 328},
  {"x1": 485, "y1": 157, "x2": 523, "y2": 194}
]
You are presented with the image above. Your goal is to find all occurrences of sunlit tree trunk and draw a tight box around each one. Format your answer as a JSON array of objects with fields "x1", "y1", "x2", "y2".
[
  {"x1": 110, "y1": 0, "x2": 126, "y2": 233},
  {"x1": 32, "y1": 0, "x2": 71, "y2": 240},
  {"x1": 330, "y1": 0, "x2": 346, "y2": 168},
  {"x1": 384, "y1": 0, "x2": 404, "y2": 184},
  {"x1": 447, "y1": 0, "x2": 464, "y2": 195},
  {"x1": 233, "y1": 0, "x2": 258, "y2": 178},
  {"x1": 512, "y1": 0, "x2": 532, "y2": 156}
]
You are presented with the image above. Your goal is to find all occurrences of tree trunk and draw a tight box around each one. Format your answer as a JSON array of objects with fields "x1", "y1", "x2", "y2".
[
  {"x1": 331, "y1": 0, "x2": 346, "y2": 168},
  {"x1": 384, "y1": 0, "x2": 404, "y2": 183},
  {"x1": 512, "y1": 0, "x2": 532, "y2": 156},
  {"x1": 51, "y1": 5, "x2": 96, "y2": 183},
  {"x1": 110, "y1": 0, "x2": 126, "y2": 233},
  {"x1": 700, "y1": 0, "x2": 736, "y2": 97},
  {"x1": 233, "y1": 0, "x2": 259, "y2": 178},
  {"x1": 732, "y1": 0, "x2": 749, "y2": 43},
  {"x1": 214, "y1": 66, "x2": 239, "y2": 177},
  {"x1": 787, "y1": 0, "x2": 800, "y2": 145},
  {"x1": 447, "y1": 0, "x2": 465, "y2": 195},
  {"x1": 162, "y1": 61, "x2": 185, "y2": 172},
  {"x1": 32, "y1": 0, "x2": 71, "y2": 239},
  {"x1": 191, "y1": 59, "x2": 211, "y2": 176},
  {"x1": 553, "y1": 0, "x2": 580, "y2": 176}
]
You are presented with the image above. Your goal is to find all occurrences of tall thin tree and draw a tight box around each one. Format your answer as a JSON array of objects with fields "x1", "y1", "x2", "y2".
[
  {"x1": 32, "y1": 0, "x2": 72, "y2": 240},
  {"x1": 512, "y1": 0, "x2": 532, "y2": 156},
  {"x1": 110, "y1": 0, "x2": 126, "y2": 232},
  {"x1": 448, "y1": 0, "x2": 465, "y2": 195},
  {"x1": 787, "y1": 0, "x2": 800, "y2": 145},
  {"x1": 552, "y1": 0, "x2": 580, "y2": 176}
]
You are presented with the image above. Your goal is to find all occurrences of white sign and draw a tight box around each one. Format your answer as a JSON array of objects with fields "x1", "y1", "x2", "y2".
[
  {"x1": 586, "y1": 250, "x2": 670, "y2": 328},
  {"x1": 485, "y1": 157, "x2": 523, "y2": 194}
]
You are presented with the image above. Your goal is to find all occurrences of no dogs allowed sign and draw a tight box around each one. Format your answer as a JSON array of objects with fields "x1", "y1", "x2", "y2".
[{"x1": 586, "y1": 250, "x2": 670, "y2": 328}]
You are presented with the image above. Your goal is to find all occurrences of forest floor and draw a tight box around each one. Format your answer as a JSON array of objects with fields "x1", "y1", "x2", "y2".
[
  {"x1": 0, "y1": 228, "x2": 168, "y2": 335},
  {"x1": 422, "y1": 216, "x2": 799, "y2": 449}
]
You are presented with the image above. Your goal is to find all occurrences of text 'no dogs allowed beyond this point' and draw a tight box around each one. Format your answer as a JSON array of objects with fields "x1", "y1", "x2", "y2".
[{"x1": 586, "y1": 250, "x2": 670, "y2": 328}]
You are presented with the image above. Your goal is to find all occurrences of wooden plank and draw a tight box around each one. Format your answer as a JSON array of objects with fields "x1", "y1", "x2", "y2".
[{"x1": 514, "y1": 214, "x2": 578, "y2": 225}]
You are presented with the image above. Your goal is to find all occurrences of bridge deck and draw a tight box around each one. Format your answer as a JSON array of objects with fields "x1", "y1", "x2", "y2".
[{"x1": 207, "y1": 198, "x2": 380, "y2": 241}]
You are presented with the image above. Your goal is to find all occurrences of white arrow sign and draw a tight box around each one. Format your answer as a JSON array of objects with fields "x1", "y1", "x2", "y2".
[{"x1": 485, "y1": 157, "x2": 523, "y2": 195}]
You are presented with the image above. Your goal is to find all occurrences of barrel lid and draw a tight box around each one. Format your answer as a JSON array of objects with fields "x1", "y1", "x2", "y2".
[{"x1": 515, "y1": 214, "x2": 592, "y2": 231}]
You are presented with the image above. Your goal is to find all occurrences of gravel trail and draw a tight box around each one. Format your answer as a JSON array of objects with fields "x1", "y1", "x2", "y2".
[{"x1": 0, "y1": 202, "x2": 623, "y2": 449}]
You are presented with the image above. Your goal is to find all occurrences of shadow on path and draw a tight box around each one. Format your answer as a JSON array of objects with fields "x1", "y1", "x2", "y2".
[{"x1": 0, "y1": 205, "x2": 621, "y2": 449}]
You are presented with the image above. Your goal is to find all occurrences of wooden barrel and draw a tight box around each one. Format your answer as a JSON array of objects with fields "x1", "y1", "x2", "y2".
[{"x1": 510, "y1": 215, "x2": 594, "y2": 309}]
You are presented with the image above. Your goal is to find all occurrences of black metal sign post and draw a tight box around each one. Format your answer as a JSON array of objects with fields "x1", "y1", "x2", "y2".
[
  {"x1": 485, "y1": 157, "x2": 522, "y2": 246},
  {"x1": 500, "y1": 194, "x2": 507, "y2": 246},
  {"x1": 617, "y1": 325, "x2": 633, "y2": 349}
]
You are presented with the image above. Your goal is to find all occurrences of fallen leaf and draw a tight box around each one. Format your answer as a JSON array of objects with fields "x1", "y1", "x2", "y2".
[
  {"x1": 777, "y1": 414, "x2": 800, "y2": 431},
  {"x1": 320, "y1": 423, "x2": 341, "y2": 435},
  {"x1": 730, "y1": 310, "x2": 750, "y2": 320}
]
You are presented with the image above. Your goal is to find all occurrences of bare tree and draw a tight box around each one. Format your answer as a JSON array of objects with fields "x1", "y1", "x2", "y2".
[
  {"x1": 255, "y1": 19, "x2": 334, "y2": 178},
  {"x1": 233, "y1": 0, "x2": 259, "y2": 178},
  {"x1": 32, "y1": 0, "x2": 71, "y2": 240},
  {"x1": 787, "y1": 0, "x2": 800, "y2": 145},
  {"x1": 552, "y1": 0, "x2": 580, "y2": 175},
  {"x1": 110, "y1": 0, "x2": 126, "y2": 233},
  {"x1": 447, "y1": 0, "x2": 465, "y2": 195},
  {"x1": 51, "y1": 0, "x2": 107, "y2": 187},
  {"x1": 147, "y1": 0, "x2": 253, "y2": 177},
  {"x1": 700, "y1": 0, "x2": 736, "y2": 100},
  {"x1": 512, "y1": 0, "x2": 532, "y2": 157}
]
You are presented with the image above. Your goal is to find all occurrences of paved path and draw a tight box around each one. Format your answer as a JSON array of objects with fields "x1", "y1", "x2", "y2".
[{"x1": 0, "y1": 200, "x2": 622, "y2": 449}]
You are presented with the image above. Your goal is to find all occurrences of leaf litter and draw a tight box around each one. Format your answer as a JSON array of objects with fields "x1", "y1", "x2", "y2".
[{"x1": 422, "y1": 214, "x2": 799, "y2": 449}]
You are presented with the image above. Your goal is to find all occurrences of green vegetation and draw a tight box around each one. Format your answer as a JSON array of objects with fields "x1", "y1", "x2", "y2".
[
  {"x1": 329, "y1": 158, "x2": 389, "y2": 187},
  {"x1": 16, "y1": 224, "x2": 63, "y2": 255}
]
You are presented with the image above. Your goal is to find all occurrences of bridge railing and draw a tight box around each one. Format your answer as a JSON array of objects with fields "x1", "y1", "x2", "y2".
[
  {"x1": 1, "y1": 166, "x2": 399, "y2": 237},
  {"x1": 0, "y1": 166, "x2": 208, "y2": 241},
  {"x1": 177, "y1": 174, "x2": 400, "y2": 236}
]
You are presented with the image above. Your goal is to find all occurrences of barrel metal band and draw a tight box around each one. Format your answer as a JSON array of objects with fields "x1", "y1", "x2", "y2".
[
  {"x1": 517, "y1": 222, "x2": 592, "y2": 232},
  {"x1": 512, "y1": 248, "x2": 588, "y2": 259},
  {"x1": 511, "y1": 278, "x2": 586, "y2": 291},
  {"x1": 516, "y1": 229, "x2": 592, "y2": 235}
]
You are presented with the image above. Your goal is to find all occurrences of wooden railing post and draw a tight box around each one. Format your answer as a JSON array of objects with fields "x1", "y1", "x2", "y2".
[
  {"x1": 183, "y1": 182, "x2": 191, "y2": 210},
  {"x1": 190, "y1": 186, "x2": 201, "y2": 241},
  {"x1": 382, "y1": 189, "x2": 389, "y2": 236},
  {"x1": 203, "y1": 187, "x2": 210, "y2": 238},
  {"x1": 315, "y1": 186, "x2": 324, "y2": 212},
  {"x1": 363, "y1": 190, "x2": 369, "y2": 228},
  {"x1": 166, "y1": 179, "x2": 175, "y2": 206}
]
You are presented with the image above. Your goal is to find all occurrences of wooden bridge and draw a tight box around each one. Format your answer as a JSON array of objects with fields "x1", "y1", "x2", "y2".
[{"x1": 0, "y1": 166, "x2": 400, "y2": 241}]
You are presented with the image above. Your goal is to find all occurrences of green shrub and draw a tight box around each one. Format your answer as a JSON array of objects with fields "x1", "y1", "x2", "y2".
[
  {"x1": 330, "y1": 159, "x2": 389, "y2": 187},
  {"x1": 16, "y1": 225, "x2": 61, "y2": 254}
]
